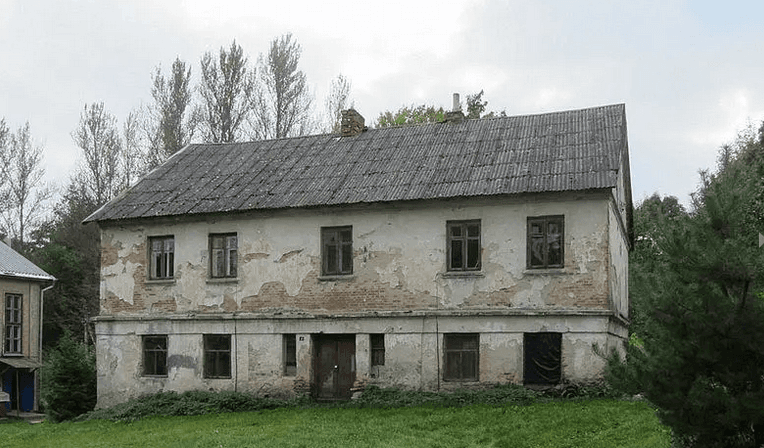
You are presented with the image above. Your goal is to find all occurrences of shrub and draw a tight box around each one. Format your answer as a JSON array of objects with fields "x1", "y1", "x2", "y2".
[{"x1": 41, "y1": 332, "x2": 97, "y2": 421}]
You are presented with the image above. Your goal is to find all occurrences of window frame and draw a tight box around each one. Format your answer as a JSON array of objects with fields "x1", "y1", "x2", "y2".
[
  {"x1": 321, "y1": 226, "x2": 353, "y2": 276},
  {"x1": 443, "y1": 333, "x2": 479, "y2": 382},
  {"x1": 370, "y1": 334, "x2": 385, "y2": 367},
  {"x1": 203, "y1": 334, "x2": 232, "y2": 379},
  {"x1": 446, "y1": 220, "x2": 482, "y2": 272},
  {"x1": 149, "y1": 235, "x2": 175, "y2": 280},
  {"x1": 209, "y1": 233, "x2": 238, "y2": 279},
  {"x1": 4, "y1": 293, "x2": 22, "y2": 355},
  {"x1": 283, "y1": 334, "x2": 297, "y2": 376},
  {"x1": 142, "y1": 335, "x2": 168, "y2": 377},
  {"x1": 526, "y1": 215, "x2": 565, "y2": 269}
]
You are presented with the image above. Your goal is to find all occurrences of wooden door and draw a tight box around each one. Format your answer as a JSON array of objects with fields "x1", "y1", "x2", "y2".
[{"x1": 314, "y1": 335, "x2": 355, "y2": 400}]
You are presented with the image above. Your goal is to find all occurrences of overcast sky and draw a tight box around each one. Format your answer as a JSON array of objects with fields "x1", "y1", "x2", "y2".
[{"x1": 2, "y1": 0, "x2": 763, "y2": 208}]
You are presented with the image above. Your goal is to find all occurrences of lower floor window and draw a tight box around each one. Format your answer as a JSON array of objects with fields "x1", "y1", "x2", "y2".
[
  {"x1": 524, "y1": 332, "x2": 562, "y2": 385},
  {"x1": 204, "y1": 334, "x2": 232, "y2": 378},
  {"x1": 444, "y1": 333, "x2": 479, "y2": 381},
  {"x1": 143, "y1": 335, "x2": 168, "y2": 376},
  {"x1": 283, "y1": 334, "x2": 296, "y2": 376},
  {"x1": 371, "y1": 334, "x2": 385, "y2": 367}
]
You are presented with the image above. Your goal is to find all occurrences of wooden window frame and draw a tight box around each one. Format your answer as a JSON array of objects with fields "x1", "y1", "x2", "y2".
[
  {"x1": 149, "y1": 235, "x2": 175, "y2": 280},
  {"x1": 4, "y1": 293, "x2": 22, "y2": 354},
  {"x1": 321, "y1": 226, "x2": 353, "y2": 276},
  {"x1": 447, "y1": 220, "x2": 481, "y2": 272},
  {"x1": 203, "y1": 334, "x2": 232, "y2": 379},
  {"x1": 283, "y1": 334, "x2": 297, "y2": 376},
  {"x1": 370, "y1": 334, "x2": 385, "y2": 367},
  {"x1": 526, "y1": 215, "x2": 565, "y2": 269},
  {"x1": 444, "y1": 333, "x2": 479, "y2": 382},
  {"x1": 210, "y1": 233, "x2": 238, "y2": 279},
  {"x1": 142, "y1": 335, "x2": 168, "y2": 377}
]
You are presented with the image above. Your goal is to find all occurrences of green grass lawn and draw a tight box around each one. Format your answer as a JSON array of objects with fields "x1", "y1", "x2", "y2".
[{"x1": 0, "y1": 400, "x2": 670, "y2": 448}]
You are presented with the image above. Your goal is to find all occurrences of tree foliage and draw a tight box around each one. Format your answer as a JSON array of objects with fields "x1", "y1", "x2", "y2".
[
  {"x1": 607, "y1": 123, "x2": 764, "y2": 447},
  {"x1": 0, "y1": 121, "x2": 53, "y2": 252},
  {"x1": 324, "y1": 74, "x2": 352, "y2": 133},
  {"x1": 41, "y1": 331, "x2": 97, "y2": 421},
  {"x1": 251, "y1": 33, "x2": 313, "y2": 139},
  {"x1": 199, "y1": 40, "x2": 256, "y2": 143},
  {"x1": 71, "y1": 102, "x2": 123, "y2": 207},
  {"x1": 374, "y1": 104, "x2": 446, "y2": 128},
  {"x1": 147, "y1": 57, "x2": 198, "y2": 163}
]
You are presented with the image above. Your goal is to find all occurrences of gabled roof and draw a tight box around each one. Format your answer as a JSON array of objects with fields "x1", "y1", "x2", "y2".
[
  {"x1": 0, "y1": 241, "x2": 55, "y2": 282},
  {"x1": 85, "y1": 104, "x2": 630, "y2": 223}
]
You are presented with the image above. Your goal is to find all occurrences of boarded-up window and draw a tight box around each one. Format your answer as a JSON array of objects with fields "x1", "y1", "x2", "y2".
[
  {"x1": 524, "y1": 332, "x2": 562, "y2": 385},
  {"x1": 283, "y1": 334, "x2": 296, "y2": 376},
  {"x1": 321, "y1": 226, "x2": 353, "y2": 275},
  {"x1": 371, "y1": 334, "x2": 385, "y2": 367},
  {"x1": 4, "y1": 293, "x2": 22, "y2": 354},
  {"x1": 447, "y1": 220, "x2": 481, "y2": 272},
  {"x1": 149, "y1": 236, "x2": 174, "y2": 279},
  {"x1": 210, "y1": 233, "x2": 238, "y2": 278},
  {"x1": 143, "y1": 335, "x2": 168, "y2": 376},
  {"x1": 527, "y1": 216, "x2": 564, "y2": 269},
  {"x1": 204, "y1": 334, "x2": 231, "y2": 379},
  {"x1": 444, "y1": 334, "x2": 479, "y2": 381}
]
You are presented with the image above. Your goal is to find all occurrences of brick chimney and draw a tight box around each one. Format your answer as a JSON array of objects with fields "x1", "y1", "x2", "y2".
[
  {"x1": 341, "y1": 109, "x2": 366, "y2": 137},
  {"x1": 444, "y1": 93, "x2": 464, "y2": 123}
]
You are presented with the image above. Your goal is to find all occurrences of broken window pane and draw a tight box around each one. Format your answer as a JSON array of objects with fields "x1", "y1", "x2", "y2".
[
  {"x1": 149, "y1": 236, "x2": 175, "y2": 279},
  {"x1": 527, "y1": 216, "x2": 564, "y2": 269}
]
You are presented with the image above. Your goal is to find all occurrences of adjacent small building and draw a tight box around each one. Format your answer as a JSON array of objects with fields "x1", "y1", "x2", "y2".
[
  {"x1": 0, "y1": 240, "x2": 55, "y2": 413},
  {"x1": 85, "y1": 102, "x2": 633, "y2": 408}
]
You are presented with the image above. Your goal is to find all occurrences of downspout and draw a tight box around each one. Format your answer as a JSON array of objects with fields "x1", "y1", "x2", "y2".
[{"x1": 38, "y1": 281, "x2": 55, "y2": 412}]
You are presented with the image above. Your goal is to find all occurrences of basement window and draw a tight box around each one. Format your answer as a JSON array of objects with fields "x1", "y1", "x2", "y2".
[
  {"x1": 283, "y1": 334, "x2": 297, "y2": 376},
  {"x1": 321, "y1": 226, "x2": 353, "y2": 276},
  {"x1": 149, "y1": 235, "x2": 174, "y2": 280},
  {"x1": 371, "y1": 334, "x2": 385, "y2": 367},
  {"x1": 447, "y1": 220, "x2": 481, "y2": 272},
  {"x1": 210, "y1": 233, "x2": 238, "y2": 278},
  {"x1": 204, "y1": 334, "x2": 231, "y2": 379},
  {"x1": 4, "y1": 293, "x2": 22, "y2": 354},
  {"x1": 524, "y1": 332, "x2": 562, "y2": 385},
  {"x1": 444, "y1": 333, "x2": 479, "y2": 381},
  {"x1": 142, "y1": 335, "x2": 168, "y2": 376},
  {"x1": 527, "y1": 216, "x2": 564, "y2": 269}
]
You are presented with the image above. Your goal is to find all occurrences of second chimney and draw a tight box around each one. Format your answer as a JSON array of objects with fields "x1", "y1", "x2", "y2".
[
  {"x1": 445, "y1": 92, "x2": 465, "y2": 122},
  {"x1": 341, "y1": 109, "x2": 365, "y2": 137}
]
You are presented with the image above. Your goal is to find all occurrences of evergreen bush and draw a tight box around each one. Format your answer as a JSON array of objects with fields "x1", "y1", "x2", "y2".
[{"x1": 41, "y1": 332, "x2": 97, "y2": 421}]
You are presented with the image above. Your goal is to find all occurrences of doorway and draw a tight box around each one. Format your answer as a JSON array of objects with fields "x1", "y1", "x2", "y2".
[{"x1": 314, "y1": 335, "x2": 355, "y2": 400}]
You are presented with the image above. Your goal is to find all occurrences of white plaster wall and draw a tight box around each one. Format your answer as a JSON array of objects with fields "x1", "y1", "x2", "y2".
[{"x1": 98, "y1": 193, "x2": 614, "y2": 315}]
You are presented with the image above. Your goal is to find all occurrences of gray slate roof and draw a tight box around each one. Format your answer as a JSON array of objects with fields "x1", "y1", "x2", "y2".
[
  {"x1": 0, "y1": 241, "x2": 55, "y2": 281},
  {"x1": 85, "y1": 104, "x2": 629, "y2": 223}
]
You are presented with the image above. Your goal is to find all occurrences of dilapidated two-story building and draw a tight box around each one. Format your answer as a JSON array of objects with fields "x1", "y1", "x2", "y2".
[{"x1": 85, "y1": 102, "x2": 632, "y2": 407}]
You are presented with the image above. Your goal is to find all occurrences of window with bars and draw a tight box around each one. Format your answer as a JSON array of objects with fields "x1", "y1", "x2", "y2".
[
  {"x1": 142, "y1": 335, "x2": 168, "y2": 376},
  {"x1": 210, "y1": 233, "x2": 238, "y2": 278},
  {"x1": 321, "y1": 226, "x2": 353, "y2": 276},
  {"x1": 203, "y1": 334, "x2": 231, "y2": 379},
  {"x1": 4, "y1": 293, "x2": 22, "y2": 354},
  {"x1": 149, "y1": 236, "x2": 174, "y2": 279},
  {"x1": 371, "y1": 334, "x2": 385, "y2": 367},
  {"x1": 444, "y1": 333, "x2": 479, "y2": 381},
  {"x1": 283, "y1": 334, "x2": 296, "y2": 376},
  {"x1": 447, "y1": 220, "x2": 481, "y2": 272},
  {"x1": 527, "y1": 215, "x2": 564, "y2": 269}
]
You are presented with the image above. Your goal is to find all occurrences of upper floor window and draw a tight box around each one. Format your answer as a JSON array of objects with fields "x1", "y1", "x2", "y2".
[
  {"x1": 4, "y1": 293, "x2": 22, "y2": 354},
  {"x1": 210, "y1": 233, "x2": 238, "y2": 278},
  {"x1": 142, "y1": 335, "x2": 168, "y2": 376},
  {"x1": 321, "y1": 226, "x2": 353, "y2": 276},
  {"x1": 149, "y1": 236, "x2": 174, "y2": 280},
  {"x1": 447, "y1": 220, "x2": 481, "y2": 272},
  {"x1": 527, "y1": 215, "x2": 564, "y2": 269}
]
